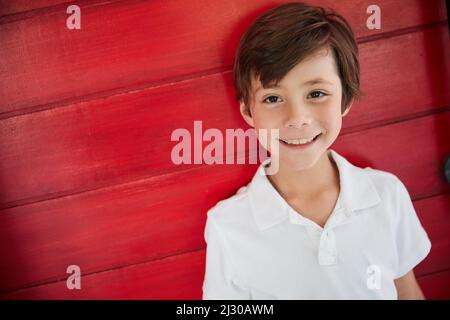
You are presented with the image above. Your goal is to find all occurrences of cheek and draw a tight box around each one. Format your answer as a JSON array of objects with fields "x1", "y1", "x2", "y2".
[
  {"x1": 248, "y1": 114, "x2": 268, "y2": 151},
  {"x1": 252, "y1": 114, "x2": 280, "y2": 153},
  {"x1": 253, "y1": 125, "x2": 278, "y2": 151},
  {"x1": 253, "y1": 108, "x2": 280, "y2": 129},
  {"x1": 322, "y1": 109, "x2": 342, "y2": 138},
  {"x1": 320, "y1": 97, "x2": 342, "y2": 122}
]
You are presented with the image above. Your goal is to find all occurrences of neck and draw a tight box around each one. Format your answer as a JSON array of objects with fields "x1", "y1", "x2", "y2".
[{"x1": 266, "y1": 150, "x2": 339, "y2": 201}]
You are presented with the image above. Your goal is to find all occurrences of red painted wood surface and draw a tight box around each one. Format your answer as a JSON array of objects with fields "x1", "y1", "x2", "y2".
[
  {"x1": 418, "y1": 269, "x2": 450, "y2": 300},
  {"x1": 0, "y1": 112, "x2": 449, "y2": 296},
  {"x1": 0, "y1": 0, "x2": 75, "y2": 16},
  {"x1": 0, "y1": 0, "x2": 447, "y2": 117},
  {"x1": 0, "y1": 26, "x2": 449, "y2": 209},
  {"x1": 0, "y1": 0, "x2": 449, "y2": 299}
]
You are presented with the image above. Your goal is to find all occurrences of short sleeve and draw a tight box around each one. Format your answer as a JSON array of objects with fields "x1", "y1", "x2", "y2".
[
  {"x1": 394, "y1": 179, "x2": 432, "y2": 279},
  {"x1": 202, "y1": 212, "x2": 251, "y2": 300}
]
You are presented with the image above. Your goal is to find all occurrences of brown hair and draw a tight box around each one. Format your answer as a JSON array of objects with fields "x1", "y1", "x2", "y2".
[{"x1": 233, "y1": 2, "x2": 362, "y2": 116}]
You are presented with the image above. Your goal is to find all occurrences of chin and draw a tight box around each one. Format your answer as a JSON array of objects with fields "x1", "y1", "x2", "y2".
[{"x1": 278, "y1": 152, "x2": 323, "y2": 172}]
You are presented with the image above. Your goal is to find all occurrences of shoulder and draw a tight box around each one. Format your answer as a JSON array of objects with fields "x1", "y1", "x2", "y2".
[
  {"x1": 363, "y1": 166, "x2": 402, "y2": 189},
  {"x1": 206, "y1": 182, "x2": 254, "y2": 229},
  {"x1": 332, "y1": 150, "x2": 407, "y2": 205},
  {"x1": 361, "y1": 165, "x2": 412, "y2": 207},
  {"x1": 349, "y1": 164, "x2": 421, "y2": 235}
]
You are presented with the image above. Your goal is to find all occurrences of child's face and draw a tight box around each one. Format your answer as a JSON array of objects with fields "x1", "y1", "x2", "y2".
[{"x1": 240, "y1": 47, "x2": 352, "y2": 171}]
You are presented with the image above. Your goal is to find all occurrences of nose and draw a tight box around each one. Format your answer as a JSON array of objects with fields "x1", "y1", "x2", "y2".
[{"x1": 283, "y1": 101, "x2": 313, "y2": 128}]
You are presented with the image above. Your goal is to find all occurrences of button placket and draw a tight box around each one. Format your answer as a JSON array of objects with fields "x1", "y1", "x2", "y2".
[
  {"x1": 305, "y1": 226, "x2": 322, "y2": 247},
  {"x1": 318, "y1": 228, "x2": 338, "y2": 266}
]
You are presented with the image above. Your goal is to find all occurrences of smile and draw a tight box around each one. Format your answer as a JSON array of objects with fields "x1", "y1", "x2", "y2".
[{"x1": 278, "y1": 133, "x2": 322, "y2": 147}]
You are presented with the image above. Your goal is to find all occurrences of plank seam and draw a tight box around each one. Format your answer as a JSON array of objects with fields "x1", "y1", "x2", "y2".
[
  {"x1": 0, "y1": 0, "x2": 124, "y2": 24},
  {"x1": 1, "y1": 247, "x2": 449, "y2": 297},
  {"x1": 0, "y1": 107, "x2": 449, "y2": 211},
  {"x1": 0, "y1": 22, "x2": 447, "y2": 121},
  {"x1": 0, "y1": 245, "x2": 204, "y2": 296}
]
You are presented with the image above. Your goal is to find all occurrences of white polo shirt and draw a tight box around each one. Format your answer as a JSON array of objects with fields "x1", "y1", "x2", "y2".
[{"x1": 202, "y1": 149, "x2": 431, "y2": 299}]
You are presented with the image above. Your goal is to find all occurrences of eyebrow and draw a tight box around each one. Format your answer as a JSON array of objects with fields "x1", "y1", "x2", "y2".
[{"x1": 255, "y1": 78, "x2": 333, "y2": 93}]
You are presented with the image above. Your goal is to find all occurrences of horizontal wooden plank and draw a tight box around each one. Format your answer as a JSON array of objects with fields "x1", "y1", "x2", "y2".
[
  {"x1": 0, "y1": 0, "x2": 108, "y2": 18},
  {"x1": 0, "y1": 26, "x2": 449, "y2": 208},
  {"x1": 0, "y1": 1, "x2": 65, "y2": 17},
  {"x1": 0, "y1": 163, "x2": 258, "y2": 293},
  {"x1": 0, "y1": 250, "x2": 206, "y2": 299},
  {"x1": 1, "y1": 236, "x2": 449, "y2": 299},
  {"x1": 0, "y1": 113, "x2": 449, "y2": 293},
  {"x1": 418, "y1": 269, "x2": 450, "y2": 300},
  {"x1": 414, "y1": 194, "x2": 450, "y2": 277},
  {"x1": 334, "y1": 111, "x2": 450, "y2": 199},
  {"x1": 354, "y1": 25, "x2": 450, "y2": 127},
  {"x1": 0, "y1": 0, "x2": 446, "y2": 116}
]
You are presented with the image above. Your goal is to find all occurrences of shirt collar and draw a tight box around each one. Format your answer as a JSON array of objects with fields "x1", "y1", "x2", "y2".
[{"x1": 248, "y1": 149, "x2": 381, "y2": 231}]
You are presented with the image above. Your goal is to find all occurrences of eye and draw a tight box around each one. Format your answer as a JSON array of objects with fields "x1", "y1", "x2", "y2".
[
  {"x1": 262, "y1": 95, "x2": 281, "y2": 104},
  {"x1": 308, "y1": 91, "x2": 327, "y2": 99}
]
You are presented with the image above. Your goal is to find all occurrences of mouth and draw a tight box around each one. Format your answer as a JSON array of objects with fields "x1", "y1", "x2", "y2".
[{"x1": 277, "y1": 132, "x2": 322, "y2": 149}]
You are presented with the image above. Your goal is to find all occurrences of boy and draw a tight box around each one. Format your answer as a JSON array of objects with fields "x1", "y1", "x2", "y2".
[{"x1": 202, "y1": 2, "x2": 431, "y2": 299}]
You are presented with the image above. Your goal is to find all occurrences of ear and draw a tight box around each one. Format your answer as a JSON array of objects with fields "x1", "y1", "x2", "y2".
[
  {"x1": 239, "y1": 101, "x2": 255, "y2": 127},
  {"x1": 342, "y1": 100, "x2": 353, "y2": 117}
]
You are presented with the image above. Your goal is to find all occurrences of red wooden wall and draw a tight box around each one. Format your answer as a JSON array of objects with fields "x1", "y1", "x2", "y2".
[{"x1": 0, "y1": 0, "x2": 449, "y2": 299}]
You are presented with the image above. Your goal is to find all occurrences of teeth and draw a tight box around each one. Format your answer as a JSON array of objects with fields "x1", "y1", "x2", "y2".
[{"x1": 281, "y1": 135, "x2": 318, "y2": 145}]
